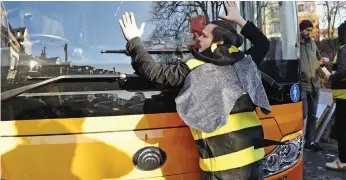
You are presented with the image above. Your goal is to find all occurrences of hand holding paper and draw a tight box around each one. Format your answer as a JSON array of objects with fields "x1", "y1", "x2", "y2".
[{"x1": 321, "y1": 67, "x2": 331, "y2": 79}]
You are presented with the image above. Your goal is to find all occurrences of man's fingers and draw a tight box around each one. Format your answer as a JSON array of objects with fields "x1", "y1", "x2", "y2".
[
  {"x1": 119, "y1": 19, "x2": 125, "y2": 30},
  {"x1": 234, "y1": 1, "x2": 238, "y2": 6},
  {"x1": 125, "y1": 12, "x2": 131, "y2": 24},
  {"x1": 139, "y1": 23, "x2": 145, "y2": 33},
  {"x1": 224, "y1": 1, "x2": 229, "y2": 7},
  {"x1": 123, "y1": 14, "x2": 128, "y2": 26},
  {"x1": 130, "y1": 12, "x2": 136, "y2": 25},
  {"x1": 218, "y1": 15, "x2": 227, "y2": 20}
]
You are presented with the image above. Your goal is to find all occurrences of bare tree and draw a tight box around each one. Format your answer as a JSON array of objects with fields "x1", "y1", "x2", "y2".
[
  {"x1": 147, "y1": 1, "x2": 225, "y2": 46},
  {"x1": 319, "y1": 1, "x2": 345, "y2": 54},
  {"x1": 146, "y1": 1, "x2": 269, "y2": 64}
]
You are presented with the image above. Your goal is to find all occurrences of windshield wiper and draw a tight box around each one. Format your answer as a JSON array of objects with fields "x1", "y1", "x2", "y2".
[
  {"x1": 25, "y1": 74, "x2": 138, "y2": 80},
  {"x1": 260, "y1": 71, "x2": 283, "y2": 92},
  {"x1": 1, "y1": 74, "x2": 138, "y2": 101},
  {"x1": 101, "y1": 48, "x2": 191, "y2": 54}
]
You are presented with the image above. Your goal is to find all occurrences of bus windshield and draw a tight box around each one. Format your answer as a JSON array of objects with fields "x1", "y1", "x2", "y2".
[
  {"x1": 1, "y1": 1, "x2": 302, "y2": 92},
  {"x1": 1, "y1": 1, "x2": 195, "y2": 91}
]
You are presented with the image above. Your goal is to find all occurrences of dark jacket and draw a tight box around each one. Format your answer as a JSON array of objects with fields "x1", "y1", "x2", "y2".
[
  {"x1": 330, "y1": 45, "x2": 346, "y2": 99},
  {"x1": 126, "y1": 21, "x2": 270, "y2": 88}
]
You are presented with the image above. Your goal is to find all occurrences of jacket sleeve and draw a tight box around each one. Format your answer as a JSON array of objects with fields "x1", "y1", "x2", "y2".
[
  {"x1": 126, "y1": 37, "x2": 191, "y2": 87},
  {"x1": 330, "y1": 46, "x2": 346, "y2": 83},
  {"x1": 241, "y1": 21, "x2": 270, "y2": 66}
]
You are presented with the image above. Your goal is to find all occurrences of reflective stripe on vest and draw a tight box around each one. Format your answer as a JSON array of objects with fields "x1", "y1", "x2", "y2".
[
  {"x1": 185, "y1": 57, "x2": 265, "y2": 172},
  {"x1": 186, "y1": 59, "x2": 205, "y2": 70},
  {"x1": 332, "y1": 44, "x2": 346, "y2": 99},
  {"x1": 333, "y1": 54, "x2": 337, "y2": 74},
  {"x1": 191, "y1": 112, "x2": 265, "y2": 172},
  {"x1": 190, "y1": 111, "x2": 265, "y2": 171},
  {"x1": 332, "y1": 89, "x2": 346, "y2": 100},
  {"x1": 199, "y1": 147, "x2": 264, "y2": 172}
]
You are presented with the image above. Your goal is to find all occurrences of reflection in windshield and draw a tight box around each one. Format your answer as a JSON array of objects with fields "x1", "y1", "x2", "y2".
[
  {"x1": 1, "y1": 89, "x2": 178, "y2": 120},
  {"x1": 1, "y1": 1, "x2": 294, "y2": 92},
  {"x1": 1, "y1": 1, "x2": 211, "y2": 92},
  {"x1": 2, "y1": 1, "x2": 216, "y2": 92},
  {"x1": 1, "y1": 1, "x2": 158, "y2": 90}
]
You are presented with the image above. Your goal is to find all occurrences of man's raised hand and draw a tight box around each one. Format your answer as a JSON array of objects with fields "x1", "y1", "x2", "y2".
[
  {"x1": 218, "y1": 1, "x2": 246, "y2": 27},
  {"x1": 119, "y1": 12, "x2": 145, "y2": 41}
]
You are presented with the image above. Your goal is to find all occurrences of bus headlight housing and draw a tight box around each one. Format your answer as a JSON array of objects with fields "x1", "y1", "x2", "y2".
[{"x1": 264, "y1": 130, "x2": 303, "y2": 177}]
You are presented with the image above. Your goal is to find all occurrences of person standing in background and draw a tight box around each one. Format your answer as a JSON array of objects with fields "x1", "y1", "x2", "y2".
[
  {"x1": 325, "y1": 21, "x2": 346, "y2": 170},
  {"x1": 299, "y1": 20, "x2": 326, "y2": 151}
]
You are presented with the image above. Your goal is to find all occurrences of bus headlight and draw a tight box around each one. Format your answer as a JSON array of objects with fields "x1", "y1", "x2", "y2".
[{"x1": 264, "y1": 130, "x2": 303, "y2": 177}]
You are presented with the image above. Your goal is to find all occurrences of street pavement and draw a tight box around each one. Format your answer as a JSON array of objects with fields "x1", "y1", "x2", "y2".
[
  {"x1": 303, "y1": 89, "x2": 346, "y2": 179},
  {"x1": 303, "y1": 140, "x2": 346, "y2": 180}
]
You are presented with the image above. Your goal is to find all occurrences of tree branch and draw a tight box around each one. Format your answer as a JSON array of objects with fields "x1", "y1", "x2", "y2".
[{"x1": 146, "y1": 1, "x2": 224, "y2": 61}]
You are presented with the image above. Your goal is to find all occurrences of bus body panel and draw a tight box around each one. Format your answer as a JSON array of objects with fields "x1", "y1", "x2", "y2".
[{"x1": 1, "y1": 103, "x2": 303, "y2": 180}]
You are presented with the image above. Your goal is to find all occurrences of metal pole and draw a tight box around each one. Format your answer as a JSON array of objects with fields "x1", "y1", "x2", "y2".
[
  {"x1": 64, "y1": 43, "x2": 68, "y2": 75},
  {"x1": 279, "y1": 1, "x2": 299, "y2": 60}
]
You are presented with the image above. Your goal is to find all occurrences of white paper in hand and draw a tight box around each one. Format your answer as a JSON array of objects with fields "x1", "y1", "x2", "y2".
[{"x1": 321, "y1": 67, "x2": 331, "y2": 76}]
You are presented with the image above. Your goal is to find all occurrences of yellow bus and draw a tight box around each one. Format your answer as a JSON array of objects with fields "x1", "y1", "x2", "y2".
[{"x1": 1, "y1": 1, "x2": 303, "y2": 179}]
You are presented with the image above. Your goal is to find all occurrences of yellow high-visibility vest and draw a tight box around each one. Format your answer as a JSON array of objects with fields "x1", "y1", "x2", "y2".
[
  {"x1": 332, "y1": 44, "x2": 346, "y2": 100},
  {"x1": 185, "y1": 47, "x2": 266, "y2": 172}
]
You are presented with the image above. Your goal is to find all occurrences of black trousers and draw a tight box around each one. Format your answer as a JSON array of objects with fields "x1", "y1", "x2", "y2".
[
  {"x1": 201, "y1": 160, "x2": 264, "y2": 180},
  {"x1": 335, "y1": 99, "x2": 346, "y2": 163}
]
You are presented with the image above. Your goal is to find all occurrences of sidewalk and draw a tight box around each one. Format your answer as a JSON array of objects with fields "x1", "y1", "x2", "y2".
[
  {"x1": 303, "y1": 88, "x2": 346, "y2": 179},
  {"x1": 303, "y1": 141, "x2": 346, "y2": 180}
]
